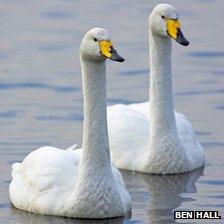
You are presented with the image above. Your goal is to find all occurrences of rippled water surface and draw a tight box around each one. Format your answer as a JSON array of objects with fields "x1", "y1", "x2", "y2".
[{"x1": 0, "y1": 0, "x2": 224, "y2": 223}]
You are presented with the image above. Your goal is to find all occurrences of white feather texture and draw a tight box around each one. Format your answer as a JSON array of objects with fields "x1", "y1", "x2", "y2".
[
  {"x1": 9, "y1": 28, "x2": 131, "y2": 219},
  {"x1": 108, "y1": 4, "x2": 205, "y2": 174}
]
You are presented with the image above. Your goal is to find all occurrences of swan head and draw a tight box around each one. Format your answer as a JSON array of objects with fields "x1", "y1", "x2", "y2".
[
  {"x1": 149, "y1": 4, "x2": 189, "y2": 46},
  {"x1": 80, "y1": 27, "x2": 124, "y2": 62}
]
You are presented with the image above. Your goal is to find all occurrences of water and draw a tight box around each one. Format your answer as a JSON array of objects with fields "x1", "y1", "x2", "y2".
[{"x1": 0, "y1": 0, "x2": 224, "y2": 223}]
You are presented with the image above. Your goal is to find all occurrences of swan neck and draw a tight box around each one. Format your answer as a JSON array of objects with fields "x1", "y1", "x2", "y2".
[
  {"x1": 149, "y1": 32, "x2": 177, "y2": 136},
  {"x1": 80, "y1": 57, "x2": 111, "y2": 172}
]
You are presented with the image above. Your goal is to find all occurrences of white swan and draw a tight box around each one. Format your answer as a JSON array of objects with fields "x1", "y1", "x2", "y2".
[
  {"x1": 108, "y1": 4, "x2": 205, "y2": 174},
  {"x1": 9, "y1": 28, "x2": 131, "y2": 219}
]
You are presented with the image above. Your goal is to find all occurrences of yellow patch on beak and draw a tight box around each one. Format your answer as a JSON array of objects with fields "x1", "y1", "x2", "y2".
[
  {"x1": 99, "y1": 40, "x2": 113, "y2": 58},
  {"x1": 166, "y1": 19, "x2": 180, "y2": 39}
]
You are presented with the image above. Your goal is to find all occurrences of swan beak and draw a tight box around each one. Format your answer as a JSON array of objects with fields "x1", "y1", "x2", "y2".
[
  {"x1": 99, "y1": 40, "x2": 125, "y2": 62},
  {"x1": 166, "y1": 19, "x2": 189, "y2": 46}
]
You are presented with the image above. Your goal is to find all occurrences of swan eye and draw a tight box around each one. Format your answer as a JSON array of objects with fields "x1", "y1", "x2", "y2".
[
  {"x1": 161, "y1": 15, "x2": 165, "y2": 19},
  {"x1": 94, "y1": 38, "x2": 98, "y2": 42}
]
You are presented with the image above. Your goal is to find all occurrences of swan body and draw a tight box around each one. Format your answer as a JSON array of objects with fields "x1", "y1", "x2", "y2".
[
  {"x1": 108, "y1": 102, "x2": 204, "y2": 173},
  {"x1": 9, "y1": 28, "x2": 131, "y2": 219},
  {"x1": 108, "y1": 4, "x2": 205, "y2": 174},
  {"x1": 10, "y1": 146, "x2": 130, "y2": 218}
]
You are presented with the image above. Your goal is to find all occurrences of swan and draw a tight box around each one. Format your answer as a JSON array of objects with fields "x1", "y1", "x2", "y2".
[
  {"x1": 9, "y1": 27, "x2": 131, "y2": 219},
  {"x1": 108, "y1": 4, "x2": 205, "y2": 174}
]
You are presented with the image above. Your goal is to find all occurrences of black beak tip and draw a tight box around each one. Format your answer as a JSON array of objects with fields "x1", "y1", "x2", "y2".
[
  {"x1": 109, "y1": 47, "x2": 125, "y2": 62},
  {"x1": 117, "y1": 57, "x2": 125, "y2": 62},
  {"x1": 176, "y1": 28, "x2": 190, "y2": 47},
  {"x1": 180, "y1": 39, "x2": 190, "y2": 46},
  {"x1": 110, "y1": 55, "x2": 125, "y2": 62}
]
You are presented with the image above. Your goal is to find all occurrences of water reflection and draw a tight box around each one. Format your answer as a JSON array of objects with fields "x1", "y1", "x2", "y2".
[
  {"x1": 118, "y1": 69, "x2": 149, "y2": 76},
  {"x1": 122, "y1": 168, "x2": 204, "y2": 224},
  {"x1": 187, "y1": 51, "x2": 224, "y2": 58},
  {"x1": 0, "y1": 82, "x2": 78, "y2": 93},
  {"x1": 10, "y1": 208, "x2": 129, "y2": 224}
]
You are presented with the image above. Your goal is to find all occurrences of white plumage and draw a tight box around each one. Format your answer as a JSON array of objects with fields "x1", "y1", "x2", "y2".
[
  {"x1": 10, "y1": 146, "x2": 130, "y2": 217},
  {"x1": 108, "y1": 102, "x2": 204, "y2": 173},
  {"x1": 9, "y1": 28, "x2": 131, "y2": 218},
  {"x1": 108, "y1": 4, "x2": 205, "y2": 174}
]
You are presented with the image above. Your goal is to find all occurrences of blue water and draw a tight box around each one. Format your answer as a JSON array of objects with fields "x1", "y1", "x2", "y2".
[
  {"x1": 0, "y1": 0, "x2": 224, "y2": 223},
  {"x1": 0, "y1": 82, "x2": 78, "y2": 92}
]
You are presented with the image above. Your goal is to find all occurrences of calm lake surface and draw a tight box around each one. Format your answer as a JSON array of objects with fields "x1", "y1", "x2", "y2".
[{"x1": 0, "y1": 0, "x2": 224, "y2": 223}]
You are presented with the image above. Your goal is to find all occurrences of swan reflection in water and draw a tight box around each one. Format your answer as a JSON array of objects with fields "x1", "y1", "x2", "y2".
[
  {"x1": 10, "y1": 208, "x2": 131, "y2": 224},
  {"x1": 121, "y1": 167, "x2": 204, "y2": 224}
]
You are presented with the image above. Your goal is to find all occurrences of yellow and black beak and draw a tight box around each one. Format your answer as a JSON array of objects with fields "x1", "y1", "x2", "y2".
[
  {"x1": 166, "y1": 19, "x2": 189, "y2": 46},
  {"x1": 99, "y1": 40, "x2": 124, "y2": 62}
]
